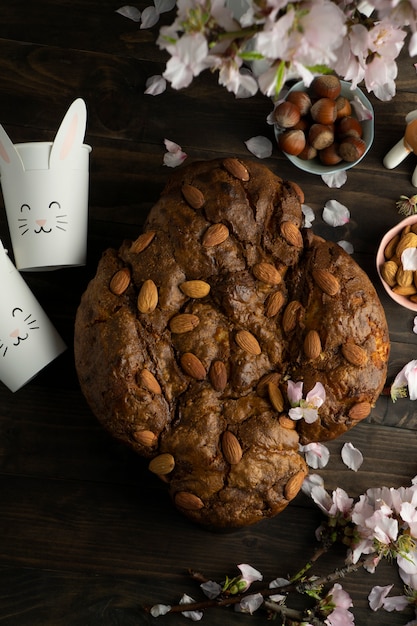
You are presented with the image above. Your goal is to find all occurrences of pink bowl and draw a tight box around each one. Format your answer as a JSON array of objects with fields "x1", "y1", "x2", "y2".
[{"x1": 376, "y1": 215, "x2": 417, "y2": 312}]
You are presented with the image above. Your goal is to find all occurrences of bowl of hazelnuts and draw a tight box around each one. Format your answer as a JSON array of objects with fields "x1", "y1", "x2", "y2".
[{"x1": 274, "y1": 75, "x2": 374, "y2": 175}]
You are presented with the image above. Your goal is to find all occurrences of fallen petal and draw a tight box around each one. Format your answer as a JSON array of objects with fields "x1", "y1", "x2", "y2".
[
  {"x1": 351, "y1": 96, "x2": 373, "y2": 121},
  {"x1": 150, "y1": 603, "x2": 172, "y2": 616},
  {"x1": 245, "y1": 135, "x2": 272, "y2": 158},
  {"x1": 341, "y1": 442, "x2": 363, "y2": 471},
  {"x1": 338, "y1": 239, "x2": 354, "y2": 254},
  {"x1": 237, "y1": 593, "x2": 263, "y2": 614},
  {"x1": 140, "y1": 5, "x2": 160, "y2": 28},
  {"x1": 402, "y1": 247, "x2": 417, "y2": 271},
  {"x1": 302, "y1": 204, "x2": 315, "y2": 228},
  {"x1": 145, "y1": 74, "x2": 167, "y2": 95},
  {"x1": 323, "y1": 199, "x2": 350, "y2": 227},
  {"x1": 154, "y1": 0, "x2": 176, "y2": 13},
  {"x1": 116, "y1": 5, "x2": 142, "y2": 21},
  {"x1": 163, "y1": 138, "x2": 188, "y2": 167},
  {"x1": 322, "y1": 170, "x2": 347, "y2": 188},
  {"x1": 302, "y1": 442, "x2": 330, "y2": 469},
  {"x1": 180, "y1": 594, "x2": 203, "y2": 621}
]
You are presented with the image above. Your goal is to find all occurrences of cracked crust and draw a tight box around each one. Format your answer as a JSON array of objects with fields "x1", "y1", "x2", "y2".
[{"x1": 74, "y1": 158, "x2": 390, "y2": 528}]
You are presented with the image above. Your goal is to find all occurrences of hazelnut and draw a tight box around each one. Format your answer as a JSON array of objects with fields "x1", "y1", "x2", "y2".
[
  {"x1": 278, "y1": 129, "x2": 306, "y2": 155},
  {"x1": 308, "y1": 123, "x2": 334, "y2": 150},
  {"x1": 311, "y1": 74, "x2": 342, "y2": 99},
  {"x1": 292, "y1": 117, "x2": 309, "y2": 132},
  {"x1": 274, "y1": 101, "x2": 301, "y2": 128},
  {"x1": 339, "y1": 136, "x2": 366, "y2": 162},
  {"x1": 286, "y1": 90, "x2": 312, "y2": 116},
  {"x1": 310, "y1": 98, "x2": 337, "y2": 125},
  {"x1": 319, "y1": 143, "x2": 343, "y2": 166},
  {"x1": 337, "y1": 116, "x2": 363, "y2": 139},
  {"x1": 335, "y1": 96, "x2": 352, "y2": 119},
  {"x1": 298, "y1": 142, "x2": 318, "y2": 160}
]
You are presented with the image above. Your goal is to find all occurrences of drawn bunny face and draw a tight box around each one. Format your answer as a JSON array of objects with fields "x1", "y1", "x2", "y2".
[
  {"x1": 0, "y1": 242, "x2": 67, "y2": 391},
  {"x1": 18, "y1": 200, "x2": 68, "y2": 237},
  {"x1": 0, "y1": 306, "x2": 39, "y2": 358},
  {"x1": 0, "y1": 98, "x2": 91, "y2": 271}
]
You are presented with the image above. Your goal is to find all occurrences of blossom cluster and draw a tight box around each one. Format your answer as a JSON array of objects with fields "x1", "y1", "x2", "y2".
[
  {"x1": 148, "y1": 0, "x2": 417, "y2": 101},
  {"x1": 308, "y1": 475, "x2": 417, "y2": 622}
]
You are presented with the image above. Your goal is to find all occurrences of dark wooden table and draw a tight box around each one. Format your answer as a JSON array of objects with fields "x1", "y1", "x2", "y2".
[{"x1": 2, "y1": 3, "x2": 417, "y2": 624}]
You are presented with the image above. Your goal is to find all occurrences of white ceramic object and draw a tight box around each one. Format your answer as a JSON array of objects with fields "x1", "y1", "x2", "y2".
[
  {"x1": 275, "y1": 80, "x2": 374, "y2": 175},
  {"x1": 0, "y1": 240, "x2": 66, "y2": 391},
  {"x1": 0, "y1": 98, "x2": 92, "y2": 271}
]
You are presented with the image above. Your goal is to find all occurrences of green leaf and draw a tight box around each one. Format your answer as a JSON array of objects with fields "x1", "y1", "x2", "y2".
[
  {"x1": 306, "y1": 64, "x2": 333, "y2": 75},
  {"x1": 274, "y1": 60, "x2": 286, "y2": 96},
  {"x1": 239, "y1": 51, "x2": 264, "y2": 60}
]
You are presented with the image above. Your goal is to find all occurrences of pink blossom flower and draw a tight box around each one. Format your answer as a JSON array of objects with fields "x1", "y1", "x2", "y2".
[
  {"x1": 323, "y1": 583, "x2": 355, "y2": 625},
  {"x1": 311, "y1": 486, "x2": 354, "y2": 518},
  {"x1": 237, "y1": 563, "x2": 263, "y2": 591},
  {"x1": 163, "y1": 33, "x2": 213, "y2": 90},
  {"x1": 288, "y1": 381, "x2": 326, "y2": 424}
]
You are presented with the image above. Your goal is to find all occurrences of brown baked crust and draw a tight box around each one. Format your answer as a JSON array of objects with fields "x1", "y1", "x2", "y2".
[{"x1": 74, "y1": 157, "x2": 389, "y2": 528}]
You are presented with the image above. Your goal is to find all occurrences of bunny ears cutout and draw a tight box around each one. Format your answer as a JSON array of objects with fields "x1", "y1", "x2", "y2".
[{"x1": 0, "y1": 98, "x2": 88, "y2": 173}]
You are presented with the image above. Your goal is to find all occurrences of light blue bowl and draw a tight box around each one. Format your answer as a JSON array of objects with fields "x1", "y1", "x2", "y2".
[{"x1": 275, "y1": 80, "x2": 374, "y2": 175}]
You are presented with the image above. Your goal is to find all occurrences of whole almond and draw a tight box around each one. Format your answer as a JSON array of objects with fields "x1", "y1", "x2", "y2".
[
  {"x1": 130, "y1": 231, "x2": 156, "y2": 254},
  {"x1": 149, "y1": 453, "x2": 175, "y2": 475},
  {"x1": 253, "y1": 262, "x2": 282, "y2": 285},
  {"x1": 175, "y1": 491, "x2": 204, "y2": 510},
  {"x1": 180, "y1": 352, "x2": 206, "y2": 380},
  {"x1": 303, "y1": 329, "x2": 322, "y2": 360},
  {"x1": 235, "y1": 330, "x2": 261, "y2": 355},
  {"x1": 397, "y1": 266, "x2": 413, "y2": 287},
  {"x1": 139, "y1": 368, "x2": 162, "y2": 394},
  {"x1": 268, "y1": 382, "x2": 284, "y2": 412},
  {"x1": 222, "y1": 431, "x2": 243, "y2": 464},
  {"x1": 282, "y1": 300, "x2": 303, "y2": 333},
  {"x1": 393, "y1": 284, "x2": 417, "y2": 296},
  {"x1": 133, "y1": 429, "x2": 158, "y2": 447},
  {"x1": 169, "y1": 313, "x2": 200, "y2": 334},
  {"x1": 182, "y1": 183, "x2": 205, "y2": 209},
  {"x1": 202, "y1": 223, "x2": 229, "y2": 247},
  {"x1": 222, "y1": 157, "x2": 250, "y2": 181},
  {"x1": 265, "y1": 291, "x2": 285, "y2": 317},
  {"x1": 180, "y1": 280, "x2": 211, "y2": 298},
  {"x1": 342, "y1": 343, "x2": 368, "y2": 367},
  {"x1": 380, "y1": 260, "x2": 398, "y2": 287},
  {"x1": 280, "y1": 221, "x2": 303, "y2": 248},
  {"x1": 396, "y1": 231, "x2": 417, "y2": 258},
  {"x1": 312, "y1": 269, "x2": 340, "y2": 296},
  {"x1": 279, "y1": 415, "x2": 297, "y2": 430},
  {"x1": 284, "y1": 470, "x2": 306, "y2": 501},
  {"x1": 110, "y1": 267, "x2": 131, "y2": 295},
  {"x1": 256, "y1": 372, "x2": 281, "y2": 397},
  {"x1": 137, "y1": 279, "x2": 158, "y2": 313},
  {"x1": 209, "y1": 360, "x2": 228, "y2": 391},
  {"x1": 384, "y1": 233, "x2": 400, "y2": 260},
  {"x1": 348, "y1": 401, "x2": 371, "y2": 421}
]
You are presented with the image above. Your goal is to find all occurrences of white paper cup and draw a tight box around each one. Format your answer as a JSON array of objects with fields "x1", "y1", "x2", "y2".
[
  {"x1": 0, "y1": 98, "x2": 91, "y2": 271},
  {"x1": 0, "y1": 244, "x2": 66, "y2": 391}
]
